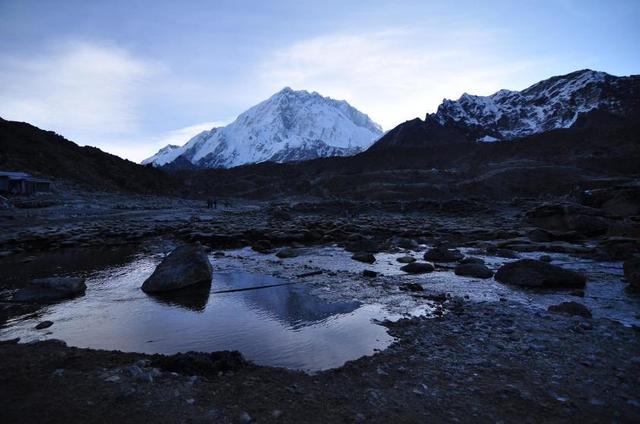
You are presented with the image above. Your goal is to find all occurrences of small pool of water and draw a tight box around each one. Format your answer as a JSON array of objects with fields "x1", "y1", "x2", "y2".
[{"x1": 0, "y1": 257, "x2": 397, "y2": 372}]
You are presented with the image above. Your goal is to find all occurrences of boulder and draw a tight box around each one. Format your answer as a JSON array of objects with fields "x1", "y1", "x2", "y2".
[
  {"x1": 141, "y1": 245, "x2": 213, "y2": 293},
  {"x1": 400, "y1": 262, "x2": 435, "y2": 274},
  {"x1": 547, "y1": 301, "x2": 592, "y2": 318},
  {"x1": 13, "y1": 277, "x2": 87, "y2": 303},
  {"x1": 251, "y1": 240, "x2": 274, "y2": 253},
  {"x1": 494, "y1": 259, "x2": 586, "y2": 288},
  {"x1": 351, "y1": 252, "x2": 376, "y2": 264},
  {"x1": 623, "y1": 256, "x2": 640, "y2": 290},
  {"x1": 454, "y1": 263, "x2": 493, "y2": 279},
  {"x1": 397, "y1": 255, "x2": 417, "y2": 264},
  {"x1": 459, "y1": 257, "x2": 485, "y2": 265},
  {"x1": 275, "y1": 248, "x2": 298, "y2": 259},
  {"x1": 362, "y1": 270, "x2": 378, "y2": 278},
  {"x1": 35, "y1": 321, "x2": 54, "y2": 330},
  {"x1": 424, "y1": 247, "x2": 464, "y2": 262}
]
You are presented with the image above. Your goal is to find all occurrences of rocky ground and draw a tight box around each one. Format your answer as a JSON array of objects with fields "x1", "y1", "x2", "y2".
[{"x1": 1, "y1": 184, "x2": 639, "y2": 423}]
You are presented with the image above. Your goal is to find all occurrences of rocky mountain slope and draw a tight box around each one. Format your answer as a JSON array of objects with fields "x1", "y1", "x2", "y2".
[
  {"x1": 0, "y1": 118, "x2": 179, "y2": 194},
  {"x1": 373, "y1": 69, "x2": 640, "y2": 149},
  {"x1": 143, "y1": 88, "x2": 383, "y2": 168}
]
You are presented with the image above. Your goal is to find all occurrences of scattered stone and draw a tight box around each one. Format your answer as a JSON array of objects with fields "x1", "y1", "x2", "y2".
[
  {"x1": 239, "y1": 411, "x2": 253, "y2": 423},
  {"x1": 400, "y1": 262, "x2": 435, "y2": 274},
  {"x1": 35, "y1": 320, "x2": 54, "y2": 330},
  {"x1": 251, "y1": 240, "x2": 273, "y2": 253},
  {"x1": 623, "y1": 256, "x2": 640, "y2": 290},
  {"x1": 152, "y1": 351, "x2": 247, "y2": 376},
  {"x1": 141, "y1": 245, "x2": 212, "y2": 293},
  {"x1": 275, "y1": 247, "x2": 298, "y2": 259},
  {"x1": 362, "y1": 270, "x2": 378, "y2": 278},
  {"x1": 548, "y1": 301, "x2": 592, "y2": 318},
  {"x1": 397, "y1": 255, "x2": 417, "y2": 263},
  {"x1": 399, "y1": 283, "x2": 424, "y2": 292},
  {"x1": 459, "y1": 257, "x2": 484, "y2": 265},
  {"x1": 495, "y1": 259, "x2": 586, "y2": 288},
  {"x1": 13, "y1": 277, "x2": 87, "y2": 303},
  {"x1": 351, "y1": 252, "x2": 376, "y2": 264},
  {"x1": 424, "y1": 247, "x2": 464, "y2": 262},
  {"x1": 540, "y1": 255, "x2": 553, "y2": 262},
  {"x1": 454, "y1": 263, "x2": 493, "y2": 279}
]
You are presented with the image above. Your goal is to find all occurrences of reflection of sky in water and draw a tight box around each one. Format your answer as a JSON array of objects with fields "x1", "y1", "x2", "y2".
[{"x1": 0, "y1": 259, "x2": 395, "y2": 372}]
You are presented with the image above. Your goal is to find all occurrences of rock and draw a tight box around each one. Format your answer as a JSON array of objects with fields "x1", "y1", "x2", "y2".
[
  {"x1": 251, "y1": 240, "x2": 273, "y2": 253},
  {"x1": 141, "y1": 245, "x2": 213, "y2": 293},
  {"x1": 548, "y1": 301, "x2": 592, "y2": 318},
  {"x1": 239, "y1": 411, "x2": 253, "y2": 423},
  {"x1": 275, "y1": 248, "x2": 298, "y2": 259},
  {"x1": 494, "y1": 259, "x2": 586, "y2": 288},
  {"x1": 400, "y1": 262, "x2": 435, "y2": 274},
  {"x1": 539, "y1": 255, "x2": 553, "y2": 262},
  {"x1": 399, "y1": 282, "x2": 424, "y2": 292},
  {"x1": 397, "y1": 255, "x2": 416, "y2": 263},
  {"x1": 454, "y1": 263, "x2": 493, "y2": 279},
  {"x1": 13, "y1": 277, "x2": 87, "y2": 303},
  {"x1": 345, "y1": 237, "x2": 383, "y2": 253},
  {"x1": 152, "y1": 351, "x2": 247, "y2": 376},
  {"x1": 459, "y1": 257, "x2": 484, "y2": 265},
  {"x1": 390, "y1": 236, "x2": 419, "y2": 249},
  {"x1": 424, "y1": 247, "x2": 464, "y2": 262},
  {"x1": 35, "y1": 320, "x2": 54, "y2": 330},
  {"x1": 623, "y1": 256, "x2": 640, "y2": 290},
  {"x1": 526, "y1": 203, "x2": 608, "y2": 237},
  {"x1": 351, "y1": 252, "x2": 376, "y2": 264},
  {"x1": 362, "y1": 270, "x2": 378, "y2": 278}
]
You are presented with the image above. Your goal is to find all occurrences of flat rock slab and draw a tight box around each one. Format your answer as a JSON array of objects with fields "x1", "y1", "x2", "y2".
[
  {"x1": 495, "y1": 259, "x2": 586, "y2": 288},
  {"x1": 12, "y1": 277, "x2": 86, "y2": 303},
  {"x1": 141, "y1": 245, "x2": 213, "y2": 293}
]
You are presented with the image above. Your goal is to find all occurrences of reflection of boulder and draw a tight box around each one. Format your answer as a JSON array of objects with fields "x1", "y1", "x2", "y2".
[
  {"x1": 215, "y1": 273, "x2": 359, "y2": 326},
  {"x1": 148, "y1": 280, "x2": 212, "y2": 311},
  {"x1": 141, "y1": 245, "x2": 212, "y2": 293}
]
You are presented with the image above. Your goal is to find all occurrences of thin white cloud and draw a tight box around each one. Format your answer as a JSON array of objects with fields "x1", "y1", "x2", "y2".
[
  {"x1": 261, "y1": 29, "x2": 549, "y2": 129},
  {"x1": 0, "y1": 41, "x2": 228, "y2": 163},
  {"x1": 0, "y1": 41, "x2": 158, "y2": 139}
]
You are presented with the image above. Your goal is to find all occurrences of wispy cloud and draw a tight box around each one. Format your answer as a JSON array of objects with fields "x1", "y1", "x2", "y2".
[
  {"x1": 0, "y1": 41, "x2": 159, "y2": 140},
  {"x1": 261, "y1": 29, "x2": 549, "y2": 129}
]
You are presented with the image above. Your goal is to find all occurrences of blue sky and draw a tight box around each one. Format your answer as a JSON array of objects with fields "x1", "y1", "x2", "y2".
[{"x1": 1, "y1": 0, "x2": 638, "y2": 161}]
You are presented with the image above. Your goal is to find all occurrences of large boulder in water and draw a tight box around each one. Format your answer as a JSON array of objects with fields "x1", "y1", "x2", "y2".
[
  {"x1": 142, "y1": 245, "x2": 213, "y2": 293},
  {"x1": 13, "y1": 277, "x2": 87, "y2": 303},
  {"x1": 495, "y1": 259, "x2": 586, "y2": 288}
]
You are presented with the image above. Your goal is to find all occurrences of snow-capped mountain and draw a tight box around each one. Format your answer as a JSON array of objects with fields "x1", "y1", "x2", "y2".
[
  {"x1": 434, "y1": 69, "x2": 633, "y2": 142},
  {"x1": 373, "y1": 69, "x2": 639, "y2": 150},
  {"x1": 141, "y1": 144, "x2": 182, "y2": 166},
  {"x1": 143, "y1": 88, "x2": 383, "y2": 168}
]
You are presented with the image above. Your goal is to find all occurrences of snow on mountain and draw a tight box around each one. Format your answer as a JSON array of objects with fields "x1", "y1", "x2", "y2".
[
  {"x1": 143, "y1": 88, "x2": 383, "y2": 168},
  {"x1": 433, "y1": 69, "x2": 625, "y2": 142},
  {"x1": 141, "y1": 144, "x2": 183, "y2": 166}
]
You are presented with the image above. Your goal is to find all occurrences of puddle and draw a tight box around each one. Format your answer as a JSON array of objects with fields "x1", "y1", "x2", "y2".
[{"x1": 0, "y1": 256, "x2": 397, "y2": 372}]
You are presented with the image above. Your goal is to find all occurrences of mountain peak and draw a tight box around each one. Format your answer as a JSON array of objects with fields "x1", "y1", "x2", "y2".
[
  {"x1": 143, "y1": 88, "x2": 383, "y2": 168},
  {"x1": 432, "y1": 69, "x2": 629, "y2": 141}
]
